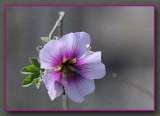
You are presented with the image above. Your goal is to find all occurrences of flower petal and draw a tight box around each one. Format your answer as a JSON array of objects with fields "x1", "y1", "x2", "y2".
[
  {"x1": 43, "y1": 70, "x2": 63, "y2": 100},
  {"x1": 61, "y1": 32, "x2": 91, "y2": 60},
  {"x1": 75, "y1": 51, "x2": 106, "y2": 79},
  {"x1": 64, "y1": 70, "x2": 95, "y2": 103},
  {"x1": 39, "y1": 39, "x2": 65, "y2": 69}
]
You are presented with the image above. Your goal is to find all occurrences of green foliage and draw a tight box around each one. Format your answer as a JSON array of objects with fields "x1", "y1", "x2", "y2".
[
  {"x1": 21, "y1": 65, "x2": 40, "y2": 74},
  {"x1": 29, "y1": 57, "x2": 40, "y2": 68},
  {"x1": 35, "y1": 73, "x2": 43, "y2": 89},
  {"x1": 22, "y1": 72, "x2": 40, "y2": 87},
  {"x1": 22, "y1": 74, "x2": 34, "y2": 87},
  {"x1": 21, "y1": 57, "x2": 44, "y2": 89},
  {"x1": 53, "y1": 36, "x2": 60, "y2": 40},
  {"x1": 41, "y1": 37, "x2": 50, "y2": 44},
  {"x1": 36, "y1": 46, "x2": 43, "y2": 52},
  {"x1": 21, "y1": 35, "x2": 60, "y2": 89}
]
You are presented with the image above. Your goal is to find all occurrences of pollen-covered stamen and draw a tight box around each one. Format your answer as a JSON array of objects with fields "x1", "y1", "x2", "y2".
[
  {"x1": 56, "y1": 58, "x2": 77, "y2": 71},
  {"x1": 57, "y1": 65, "x2": 63, "y2": 71},
  {"x1": 88, "y1": 45, "x2": 91, "y2": 50},
  {"x1": 63, "y1": 58, "x2": 67, "y2": 63},
  {"x1": 68, "y1": 58, "x2": 77, "y2": 63}
]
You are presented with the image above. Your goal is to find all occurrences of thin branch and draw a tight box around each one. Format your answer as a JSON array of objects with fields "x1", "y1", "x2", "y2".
[{"x1": 48, "y1": 11, "x2": 65, "y2": 40}]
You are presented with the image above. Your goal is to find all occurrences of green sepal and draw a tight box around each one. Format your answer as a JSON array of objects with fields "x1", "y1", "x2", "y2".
[
  {"x1": 37, "y1": 46, "x2": 43, "y2": 52},
  {"x1": 53, "y1": 36, "x2": 60, "y2": 40},
  {"x1": 40, "y1": 37, "x2": 50, "y2": 44}
]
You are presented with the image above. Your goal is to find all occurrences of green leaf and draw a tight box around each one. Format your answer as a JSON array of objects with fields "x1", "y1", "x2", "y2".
[
  {"x1": 29, "y1": 57, "x2": 40, "y2": 68},
  {"x1": 21, "y1": 65, "x2": 40, "y2": 74},
  {"x1": 22, "y1": 75, "x2": 34, "y2": 87},
  {"x1": 67, "y1": 65, "x2": 77, "y2": 72},
  {"x1": 36, "y1": 46, "x2": 43, "y2": 52},
  {"x1": 40, "y1": 69, "x2": 45, "y2": 73},
  {"x1": 40, "y1": 37, "x2": 49, "y2": 44},
  {"x1": 35, "y1": 78, "x2": 42, "y2": 89},
  {"x1": 21, "y1": 57, "x2": 44, "y2": 88},
  {"x1": 53, "y1": 36, "x2": 60, "y2": 40},
  {"x1": 22, "y1": 72, "x2": 40, "y2": 87},
  {"x1": 35, "y1": 73, "x2": 43, "y2": 89}
]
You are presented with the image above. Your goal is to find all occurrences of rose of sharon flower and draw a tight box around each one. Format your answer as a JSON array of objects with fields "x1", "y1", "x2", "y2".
[{"x1": 39, "y1": 32, "x2": 106, "y2": 103}]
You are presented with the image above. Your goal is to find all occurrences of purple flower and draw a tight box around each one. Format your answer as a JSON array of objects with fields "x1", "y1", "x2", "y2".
[{"x1": 39, "y1": 32, "x2": 106, "y2": 103}]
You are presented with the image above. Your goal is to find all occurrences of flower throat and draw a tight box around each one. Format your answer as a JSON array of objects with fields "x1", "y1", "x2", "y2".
[{"x1": 56, "y1": 58, "x2": 77, "y2": 72}]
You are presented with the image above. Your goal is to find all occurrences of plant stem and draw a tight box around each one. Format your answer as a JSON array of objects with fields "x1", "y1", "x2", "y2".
[
  {"x1": 48, "y1": 11, "x2": 65, "y2": 40},
  {"x1": 56, "y1": 11, "x2": 67, "y2": 110},
  {"x1": 62, "y1": 89, "x2": 67, "y2": 110}
]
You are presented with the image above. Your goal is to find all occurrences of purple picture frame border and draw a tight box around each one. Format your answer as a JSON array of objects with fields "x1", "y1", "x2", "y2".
[{"x1": 4, "y1": 5, "x2": 156, "y2": 112}]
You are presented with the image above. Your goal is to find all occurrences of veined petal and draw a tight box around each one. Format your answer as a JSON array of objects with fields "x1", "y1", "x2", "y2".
[
  {"x1": 64, "y1": 70, "x2": 95, "y2": 103},
  {"x1": 61, "y1": 32, "x2": 91, "y2": 60},
  {"x1": 43, "y1": 70, "x2": 63, "y2": 101},
  {"x1": 39, "y1": 39, "x2": 65, "y2": 69},
  {"x1": 75, "y1": 51, "x2": 106, "y2": 79}
]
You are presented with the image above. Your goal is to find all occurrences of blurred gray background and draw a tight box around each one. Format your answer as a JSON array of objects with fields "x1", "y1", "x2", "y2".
[{"x1": 6, "y1": 6, "x2": 154, "y2": 110}]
